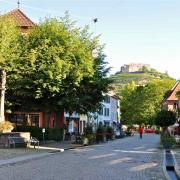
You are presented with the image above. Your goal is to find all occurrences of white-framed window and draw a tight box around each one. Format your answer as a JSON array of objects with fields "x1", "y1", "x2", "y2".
[
  {"x1": 104, "y1": 96, "x2": 110, "y2": 103},
  {"x1": 104, "y1": 108, "x2": 109, "y2": 116},
  {"x1": 99, "y1": 107, "x2": 103, "y2": 115}
]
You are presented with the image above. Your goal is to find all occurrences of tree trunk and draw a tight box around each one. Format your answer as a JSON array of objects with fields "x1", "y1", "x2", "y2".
[{"x1": 0, "y1": 70, "x2": 6, "y2": 122}]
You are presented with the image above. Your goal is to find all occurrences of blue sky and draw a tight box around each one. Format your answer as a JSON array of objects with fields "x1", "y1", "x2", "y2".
[{"x1": 0, "y1": 0, "x2": 180, "y2": 79}]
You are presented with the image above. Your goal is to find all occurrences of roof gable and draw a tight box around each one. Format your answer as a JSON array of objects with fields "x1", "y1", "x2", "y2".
[
  {"x1": 7, "y1": 9, "x2": 34, "y2": 27},
  {"x1": 165, "y1": 81, "x2": 180, "y2": 101}
]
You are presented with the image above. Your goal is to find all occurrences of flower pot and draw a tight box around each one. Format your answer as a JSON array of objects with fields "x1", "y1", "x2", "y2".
[{"x1": 82, "y1": 137, "x2": 89, "y2": 146}]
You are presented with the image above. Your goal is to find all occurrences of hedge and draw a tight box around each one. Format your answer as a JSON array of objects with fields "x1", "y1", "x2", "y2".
[{"x1": 13, "y1": 126, "x2": 63, "y2": 141}]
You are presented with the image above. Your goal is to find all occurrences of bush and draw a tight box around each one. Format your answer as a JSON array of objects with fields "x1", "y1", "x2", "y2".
[
  {"x1": 161, "y1": 134, "x2": 176, "y2": 148},
  {"x1": 96, "y1": 125, "x2": 105, "y2": 142},
  {"x1": 84, "y1": 125, "x2": 93, "y2": 135},
  {"x1": 82, "y1": 124, "x2": 94, "y2": 144},
  {"x1": 155, "y1": 110, "x2": 176, "y2": 128},
  {"x1": 106, "y1": 126, "x2": 113, "y2": 140},
  {"x1": 14, "y1": 126, "x2": 63, "y2": 141}
]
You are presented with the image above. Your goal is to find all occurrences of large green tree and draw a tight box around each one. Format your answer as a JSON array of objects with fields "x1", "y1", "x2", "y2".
[
  {"x1": 0, "y1": 15, "x2": 22, "y2": 119},
  {"x1": 6, "y1": 16, "x2": 111, "y2": 113},
  {"x1": 121, "y1": 79, "x2": 175, "y2": 125}
]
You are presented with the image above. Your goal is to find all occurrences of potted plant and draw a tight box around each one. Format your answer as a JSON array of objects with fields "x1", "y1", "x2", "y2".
[
  {"x1": 96, "y1": 124, "x2": 105, "y2": 143},
  {"x1": 82, "y1": 124, "x2": 94, "y2": 145},
  {"x1": 106, "y1": 126, "x2": 113, "y2": 140}
]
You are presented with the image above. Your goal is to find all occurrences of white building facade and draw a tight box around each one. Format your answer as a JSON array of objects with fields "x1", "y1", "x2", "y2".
[
  {"x1": 97, "y1": 93, "x2": 120, "y2": 128},
  {"x1": 65, "y1": 93, "x2": 120, "y2": 134}
]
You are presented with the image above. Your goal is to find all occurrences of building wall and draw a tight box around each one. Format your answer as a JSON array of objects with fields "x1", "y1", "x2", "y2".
[
  {"x1": 6, "y1": 111, "x2": 64, "y2": 129},
  {"x1": 110, "y1": 97, "x2": 119, "y2": 124}
]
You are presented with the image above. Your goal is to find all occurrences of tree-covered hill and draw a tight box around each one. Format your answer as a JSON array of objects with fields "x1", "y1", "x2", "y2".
[{"x1": 110, "y1": 68, "x2": 175, "y2": 96}]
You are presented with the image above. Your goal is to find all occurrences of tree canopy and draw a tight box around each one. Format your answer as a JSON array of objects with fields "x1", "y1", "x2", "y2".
[
  {"x1": 6, "y1": 15, "x2": 111, "y2": 114},
  {"x1": 0, "y1": 15, "x2": 21, "y2": 72},
  {"x1": 155, "y1": 110, "x2": 176, "y2": 128},
  {"x1": 120, "y1": 79, "x2": 175, "y2": 125}
]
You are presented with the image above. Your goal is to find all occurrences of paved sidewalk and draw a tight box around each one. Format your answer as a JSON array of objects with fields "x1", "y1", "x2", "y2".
[{"x1": 0, "y1": 141, "x2": 82, "y2": 167}]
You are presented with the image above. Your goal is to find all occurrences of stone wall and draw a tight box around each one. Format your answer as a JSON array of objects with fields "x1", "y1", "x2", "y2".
[{"x1": 120, "y1": 63, "x2": 150, "y2": 73}]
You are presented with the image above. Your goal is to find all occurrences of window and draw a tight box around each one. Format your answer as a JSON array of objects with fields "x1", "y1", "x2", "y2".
[
  {"x1": 104, "y1": 108, "x2": 109, "y2": 116},
  {"x1": 104, "y1": 96, "x2": 110, "y2": 103},
  {"x1": 29, "y1": 114, "x2": 39, "y2": 127},
  {"x1": 9, "y1": 113, "x2": 40, "y2": 127},
  {"x1": 98, "y1": 108, "x2": 103, "y2": 115}
]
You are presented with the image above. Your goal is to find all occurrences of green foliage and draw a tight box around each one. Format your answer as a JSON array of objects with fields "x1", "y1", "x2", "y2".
[
  {"x1": 121, "y1": 79, "x2": 175, "y2": 125},
  {"x1": 155, "y1": 110, "x2": 176, "y2": 128},
  {"x1": 176, "y1": 91, "x2": 180, "y2": 98},
  {"x1": 14, "y1": 126, "x2": 63, "y2": 141},
  {"x1": 96, "y1": 124, "x2": 105, "y2": 142},
  {"x1": 161, "y1": 134, "x2": 176, "y2": 148},
  {"x1": 6, "y1": 15, "x2": 111, "y2": 114},
  {"x1": 83, "y1": 124, "x2": 93, "y2": 135},
  {"x1": 0, "y1": 15, "x2": 21, "y2": 71},
  {"x1": 111, "y1": 70, "x2": 174, "y2": 97},
  {"x1": 82, "y1": 124, "x2": 95, "y2": 144},
  {"x1": 106, "y1": 126, "x2": 113, "y2": 140}
]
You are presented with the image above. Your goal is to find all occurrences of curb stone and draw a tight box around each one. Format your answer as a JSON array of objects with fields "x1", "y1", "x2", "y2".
[{"x1": 171, "y1": 150, "x2": 180, "y2": 179}]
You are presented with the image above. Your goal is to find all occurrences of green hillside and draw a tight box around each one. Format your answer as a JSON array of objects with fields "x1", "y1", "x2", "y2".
[{"x1": 110, "y1": 69, "x2": 175, "y2": 95}]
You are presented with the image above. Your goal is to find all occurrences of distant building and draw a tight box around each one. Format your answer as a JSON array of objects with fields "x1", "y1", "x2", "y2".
[
  {"x1": 120, "y1": 63, "x2": 150, "y2": 73},
  {"x1": 163, "y1": 81, "x2": 180, "y2": 136},
  {"x1": 7, "y1": 9, "x2": 34, "y2": 34},
  {"x1": 162, "y1": 81, "x2": 180, "y2": 112}
]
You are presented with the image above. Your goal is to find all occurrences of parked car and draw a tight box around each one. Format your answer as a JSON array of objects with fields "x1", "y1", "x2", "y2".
[
  {"x1": 154, "y1": 129, "x2": 161, "y2": 134},
  {"x1": 144, "y1": 128, "x2": 154, "y2": 133}
]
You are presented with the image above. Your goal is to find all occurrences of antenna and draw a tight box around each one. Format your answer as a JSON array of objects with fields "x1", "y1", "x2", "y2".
[{"x1": 17, "y1": 0, "x2": 20, "y2": 9}]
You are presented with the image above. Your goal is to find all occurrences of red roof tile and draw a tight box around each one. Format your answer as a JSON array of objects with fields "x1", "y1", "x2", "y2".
[{"x1": 7, "y1": 9, "x2": 34, "y2": 27}]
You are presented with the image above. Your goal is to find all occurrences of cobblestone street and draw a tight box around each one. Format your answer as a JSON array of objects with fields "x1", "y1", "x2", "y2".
[{"x1": 0, "y1": 134, "x2": 166, "y2": 180}]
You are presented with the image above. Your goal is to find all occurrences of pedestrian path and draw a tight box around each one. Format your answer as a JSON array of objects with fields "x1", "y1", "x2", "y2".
[{"x1": 0, "y1": 140, "x2": 82, "y2": 167}]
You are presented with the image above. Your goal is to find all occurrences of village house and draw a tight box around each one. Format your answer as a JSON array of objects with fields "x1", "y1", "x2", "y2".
[
  {"x1": 162, "y1": 80, "x2": 180, "y2": 112},
  {"x1": 163, "y1": 80, "x2": 180, "y2": 136}
]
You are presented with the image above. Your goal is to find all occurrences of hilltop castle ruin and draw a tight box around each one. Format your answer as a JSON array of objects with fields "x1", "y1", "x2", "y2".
[{"x1": 120, "y1": 63, "x2": 150, "y2": 73}]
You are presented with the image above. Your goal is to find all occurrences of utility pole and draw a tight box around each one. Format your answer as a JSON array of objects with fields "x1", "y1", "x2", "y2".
[{"x1": 0, "y1": 70, "x2": 6, "y2": 122}]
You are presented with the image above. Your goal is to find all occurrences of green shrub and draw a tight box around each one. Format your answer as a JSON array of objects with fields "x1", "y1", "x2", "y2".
[
  {"x1": 84, "y1": 124, "x2": 93, "y2": 135},
  {"x1": 161, "y1": 134, "x2": 176, "y2": 148},
  {"x1": 155, "y1": 110, "x2": 176, "y2": 128},
  {"x1": 106, "y1": 126, "x2": 113, "y2": 140},
  {"x1": 81, "y1": 124, "x2": 95, "y2": 144},
  {"x1": 96, "y1": 125, "x2": 105, "y2": 142},
  {"x1": 14, "y1": 126, "x2": 63, "y2": 141}
]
